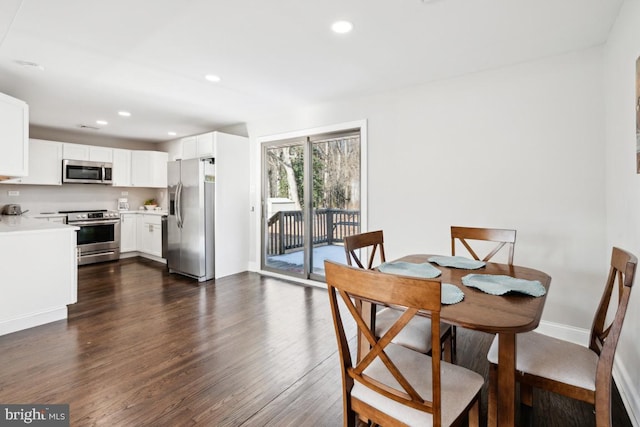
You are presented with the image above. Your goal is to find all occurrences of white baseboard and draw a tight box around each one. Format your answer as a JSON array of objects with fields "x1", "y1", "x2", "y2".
[
  {"x1": 536, "y1": 320, "x2": 638, "y2": 426},
  {"x1": 0, "y1": 307, "x2": 67, "y2": 337},
  {"x1": 120, "y1": 251, "x2": 166, "y2": 264},
  {"x1": 614, "y1": 357, "x2": 640, "y2": 427},
  {"x1": 256, "y1": 269, "x2": 327, "y2": 290},
  {"x1": 535, "y1": 320, "x2": 589, "y2": 346}
]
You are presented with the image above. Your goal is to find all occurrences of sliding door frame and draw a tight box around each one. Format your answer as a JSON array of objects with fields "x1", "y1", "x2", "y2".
[{"x1": 258, "y1": 119, "x2": 368, "y2": 283}]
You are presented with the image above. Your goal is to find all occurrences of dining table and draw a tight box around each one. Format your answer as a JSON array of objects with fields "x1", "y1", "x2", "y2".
[{"x1": 381, "y1": 254, "x2": 552, "y2": 427}]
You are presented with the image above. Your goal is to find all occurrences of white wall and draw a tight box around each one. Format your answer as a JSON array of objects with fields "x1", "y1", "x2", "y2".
[
  {"x1": 604, "y1": 1, "x2": 640, "y2": 424},
  {"x1": 247, "y1": 47, "x2": 607, "y2": 329}
]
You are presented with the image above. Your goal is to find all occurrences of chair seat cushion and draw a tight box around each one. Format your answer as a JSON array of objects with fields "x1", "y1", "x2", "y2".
[
  {"x1": 375, "y1": 307, "x2": 435, "y2": 353},
  {"x1": 487, "y1": 332, "x2": 598, "y2": 391},
  {"x1": 352, "y1": 343, "x2": 483, "y2": 426}
]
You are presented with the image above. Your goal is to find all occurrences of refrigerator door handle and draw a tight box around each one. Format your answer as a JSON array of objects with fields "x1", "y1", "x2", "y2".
[{"x1": 176, "y1": 181, "x2": 183, "y2": 228}]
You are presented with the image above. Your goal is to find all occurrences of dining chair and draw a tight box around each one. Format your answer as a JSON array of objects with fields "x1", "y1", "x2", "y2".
[
  {"x1": 450, "y1": 226, "x2": 517, "y2": 264},
  {"x1": 449, "y1": 225, "x2": 517, "y2": 361},
  {"x1": 344, "y1": 231, "x2": 454, "y2": 362},
  {"x1": 486, "y1": 246, "x2": 637, "y2": 427},
  {"x1": 325, "y1": 261, "x2": 483, "y2": 427}
]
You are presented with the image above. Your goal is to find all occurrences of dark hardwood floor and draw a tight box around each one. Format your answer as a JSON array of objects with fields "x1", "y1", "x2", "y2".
[{"x1": 0, "y1": 258, "x2": 632, "y2": 426}]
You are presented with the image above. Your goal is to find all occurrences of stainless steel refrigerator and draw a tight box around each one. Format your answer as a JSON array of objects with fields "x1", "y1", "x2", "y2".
[{"x1": 167, "y1": 158, "x2": 215, "y2": 282}]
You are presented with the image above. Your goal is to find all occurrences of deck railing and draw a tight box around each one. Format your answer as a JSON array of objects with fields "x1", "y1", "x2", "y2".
[{"x1": 267, "y1": 209, "x2": 360, "y2": 255}]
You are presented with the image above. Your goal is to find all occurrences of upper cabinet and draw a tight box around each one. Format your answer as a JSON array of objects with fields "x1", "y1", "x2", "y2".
[
  {"x1": 0, "y1": 92, "x2": 29, "y2": 179},
  {"x1": 181, "y1": 131, "x2": 244, "y2": 160},
  {"x1": 112, "y1": 148, "x2": 132, "y2": 187},
  {"x1": 62, "y1": 143, "x2": 113, "y2": 163},
  {"x1": 4, "y1": 139, "x2": 62, "y2": 185},
  {"x1": 0, "y1": 138, "x2": 167, "y2": 189},
  {"x1": 131, "y1": 151, "x2": 168, "y2": 188}
]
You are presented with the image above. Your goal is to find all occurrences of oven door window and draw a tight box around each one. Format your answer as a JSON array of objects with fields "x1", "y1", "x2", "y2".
[
  {"x1": 77, "y1": 224, "x2": 115, "y2": 245},
  {"x1": 66, "y1": 165, "x2": 103, "y2": 181}
]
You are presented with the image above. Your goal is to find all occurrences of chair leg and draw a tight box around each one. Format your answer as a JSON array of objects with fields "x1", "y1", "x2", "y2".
[
  {"x1": 443, "y1": 332, "x2": 453, "y2": 363},
  {"x1": 520, "y1": 383, "x2": 533, "y2": 427},
  {"x1": 450, "y1": 325, "x2": 457, "y2": 364},
  {"x1": 468, "y1": 399, "x2": 480, "y2": 427},
  {"x1": 488, "y1": 363, "x2": 498, "y2": 427}
]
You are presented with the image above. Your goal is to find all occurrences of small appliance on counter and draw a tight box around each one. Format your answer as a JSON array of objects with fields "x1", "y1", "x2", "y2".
[
  {"x1": 1, "y1": 204, "x2": 28, "y2": 215},
  {"x1": 117, "y1": 198, "x2": 129, "y2": 211}
]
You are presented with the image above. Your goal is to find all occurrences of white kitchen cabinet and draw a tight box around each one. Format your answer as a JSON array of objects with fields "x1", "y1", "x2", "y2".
[
  {"x1": 140, "y1": 214, "x2": 163, "y2": 257},
  {"x1": 181, "y1": 136, "x2": 197, "y2": 159},
  {"x1": 124, "y1": 212, "x2": 165, "y2": 259},
  {"x1": 62, "y1": 143, "x2": 113, "y2": 162},
  {"x1": 181, "y1": 131, "x2": 224, "y2": 160},
  {"x1": 131, "y1": 150, "x2": 168, "y2": 188},
  {"x1": 2, "y1": 139, "x2": 62, "y2": 185},
  {"x1": 151, "y1": 151, "x2": 168, "y2": 188},
  {"x1": 33, "y1": 215, "x2": 67, "y2": 224},
  {"x1": 112, "y1": 148, "x2": 132, "y2": 187},
  {"x1": 0, "y1": 220, "x2": 77, "y2": 336},
  {"x1": 120, "y1": 213, "x2": 137, "y2": 252},
  {"x1": 0, "y1": 92, "x2": 28, "y2": 179},
  {"x1": 62, "y1": 143, "x2": 89, "y2": 161},
  {"x1": 89, "y1": 146, "x2": 113, "y2": 163}
]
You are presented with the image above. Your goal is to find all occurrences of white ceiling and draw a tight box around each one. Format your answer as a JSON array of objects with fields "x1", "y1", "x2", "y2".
[{"x1": 0, "y1": 0, "x2": 623, "y2": 142}]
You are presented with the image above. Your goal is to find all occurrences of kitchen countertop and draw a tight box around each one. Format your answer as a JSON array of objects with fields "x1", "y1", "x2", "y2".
[
  {"x1": 0, "y1": 215, "x2": 78, "y2": 234},
  {"x1": 119, "y1": 209, "x2": 168, "y2": 216},
  {"x1": 31, "y1": 213, "x2": 68, "y2": 219}
]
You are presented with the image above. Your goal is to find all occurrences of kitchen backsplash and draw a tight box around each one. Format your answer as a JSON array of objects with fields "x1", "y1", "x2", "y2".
[{"x1": 0, "y1": 184, "x2": 165, "y2": 214}]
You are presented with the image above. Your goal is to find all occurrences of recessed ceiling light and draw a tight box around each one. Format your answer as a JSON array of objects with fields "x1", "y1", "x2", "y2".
[
  {"x1": 205, "y1": 74, "x2": 221, "y2": 83},
  {"x1": 15, "y1": 60, "x2": 45, "y2": 71},
  {"x1": 118, "y1": 111, "x2": 131, "y2": 117},
  {"x1": 331, "y1": 20, "x2": 353, "y2": 34},
  {"x1": 96, "y1": 120, "x2": 108, "y2": 125},
  {"x1": 168, "y1": 131, "x2": 177, "y2": 136}
]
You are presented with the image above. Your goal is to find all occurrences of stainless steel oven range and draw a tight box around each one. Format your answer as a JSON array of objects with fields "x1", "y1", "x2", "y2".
[{"x1": 62, "y1": 210, "x2": 121, "y2": 265}]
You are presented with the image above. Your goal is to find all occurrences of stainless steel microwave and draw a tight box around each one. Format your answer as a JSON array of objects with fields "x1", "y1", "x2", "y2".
[{"x1": 62, "y1": 159, "x2": 113, "y2": 184}]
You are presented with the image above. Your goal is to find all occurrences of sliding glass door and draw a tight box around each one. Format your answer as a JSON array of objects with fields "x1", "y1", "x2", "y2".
[{"x1": 262, "y1": 129, "x2": 362, "y2": 281}]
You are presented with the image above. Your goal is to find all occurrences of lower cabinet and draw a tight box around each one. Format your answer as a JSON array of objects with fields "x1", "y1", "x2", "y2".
[
  {"x1": 139, "y1": 214, "x2": 163, "y2": 257},
  {"x1": 121, "y1": 213, "x2": 165, "y2": 260},
  {"x1": 33, "y1": 215, "x2": 67, "y2": 224},
  {"x1": 120, "y1": 213, "x2": 137, "y2": 252}
]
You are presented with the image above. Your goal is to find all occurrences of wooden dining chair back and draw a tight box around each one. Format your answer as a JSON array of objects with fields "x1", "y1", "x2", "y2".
[
  {"x1": 325, "y1": 261, "x2": 482, "y2": 427},
  {"x1": 451, "y1": 226, "x2": 517, "y2": 264},
  {"x1": 344, "y1": 230, "x2": 454, "y2": 361},
  {"x1": 344, "y1": 230, "x2": 386, "y2": 269},
  {"x1": 449, "y1": 226, "x2": 517, "y2": 361},
  {"x1": 487, "y1": 246, "x2": 637, "y2": 427}
]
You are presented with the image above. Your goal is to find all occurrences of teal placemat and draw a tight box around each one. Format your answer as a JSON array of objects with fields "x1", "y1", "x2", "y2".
[
  {"x1": 428, "y1": 255, "x2": 486, "y2": 270},
  {"x1": 378, "y1": 261, "x2": 442, "y2": 278},
  {"x1": 461, "y1": 274, "x2": 546, "y2": 297},
  {"x1": 442, "y1": 283, "x2": 464, "y2": 305}
]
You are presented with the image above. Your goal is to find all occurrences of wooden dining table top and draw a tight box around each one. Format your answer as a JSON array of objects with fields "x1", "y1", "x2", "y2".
[{"x1": 393, "y1": 254, "x2": 552, "y2": 334}]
